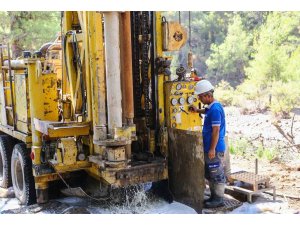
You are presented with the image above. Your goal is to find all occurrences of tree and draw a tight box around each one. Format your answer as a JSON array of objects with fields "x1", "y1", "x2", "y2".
[
  {"x1": 245, "y1": 12, "x2": 300, "y2": 84},
  {"x1": 0, "y1": 12, "x2": 60, "y2": 57},
  {"x1": 163, "y1": 11, "x2": 232, "y2": 76},
  {"x1": 206, "y1": 14, "x2": 251, "y2": 86}
]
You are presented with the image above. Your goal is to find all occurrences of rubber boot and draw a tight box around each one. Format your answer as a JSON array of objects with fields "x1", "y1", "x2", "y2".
[
  {"x1": 204, "y1": 183, "x2": 225, "y2": 208},
  {"x1": 203, "y1": 181, "x2": 215, "y2": 203}
]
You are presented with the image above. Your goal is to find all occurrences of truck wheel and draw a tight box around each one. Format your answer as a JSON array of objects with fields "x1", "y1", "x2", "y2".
[
  {"x1": 0, "y1": 135, "x2": 14, "y2": 188},
  {"x1": 11, "y1": 143, "x2": 36, "y2": 205}
]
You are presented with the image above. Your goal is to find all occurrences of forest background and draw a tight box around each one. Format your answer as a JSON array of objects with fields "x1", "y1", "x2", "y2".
[{"x1": 0, "y1": 11, "x2": 299, "y2": 117}]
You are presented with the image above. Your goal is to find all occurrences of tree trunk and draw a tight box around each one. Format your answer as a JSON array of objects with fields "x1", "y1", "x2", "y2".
[{"x1": 8, "y1": 12, "x2": 30, "y2": 58}]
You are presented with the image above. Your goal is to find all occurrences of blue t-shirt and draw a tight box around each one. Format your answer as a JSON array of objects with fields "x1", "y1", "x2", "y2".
[{"x1": 202, "y1": 101, "x2": 226, "y2": 153}]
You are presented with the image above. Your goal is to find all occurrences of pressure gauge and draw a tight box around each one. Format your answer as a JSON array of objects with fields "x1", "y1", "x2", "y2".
[
  {"x1": 188, "y1": 84, "x2": 194, "y2": 90},
  {"x1": 179, "y1": 97, "x2": 185, "y2": 105},
  {"x1": 176, "y1": 83, "x2": 182, "y2": 90},
  {"x1": 171, "y1": 98, "x2": 178, "y2": 106},
  {"x1": 187, "y1": 96, "x2": 194, "y2": 104}
]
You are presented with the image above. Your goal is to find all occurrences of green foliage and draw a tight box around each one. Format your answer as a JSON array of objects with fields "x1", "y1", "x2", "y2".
[
  {"x1": 269, "y1": 81, "x2": 300, "y2": 117},
  {"x1": 282, "y1": 46, "x2": 300, "y2": 81},
  {"x1": 1, "y1": 11, "x2": 299, "y2": 118},
  {"x1": 214, "y1": 80, "x2": 235, "y2": 106},
  {"x1": 0, "y1": 11, "x2": 60, "y2": 56},
  {"x1": 162, "y1": 11, "x2": 232, "y2": 76},
  {"x1": 206, "y1": 15, "x2": 251, "y2": 86},
  {"x1": 246, "y1": 12, "x2": 300, "y2": 84},
  {"x1": 232, "y1": 80, "x2": 270, "y2": 112},
  {"x1": 0, "y1": 12, "x2": 10, "y2": 42},
  {"x1": 229, "y1": 138, "x2": 250, "y2": 156},
  {"x1": 165, "y1": 11, "x2": 300, "y2": 117},
  {"x1": 255, "y1": 144, "x2": 278, "y2": 161}
]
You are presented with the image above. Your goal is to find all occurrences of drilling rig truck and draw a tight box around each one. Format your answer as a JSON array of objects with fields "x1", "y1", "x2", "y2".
[{"x1": 0, "y1": 11, "x2": 205, "y2": 213}]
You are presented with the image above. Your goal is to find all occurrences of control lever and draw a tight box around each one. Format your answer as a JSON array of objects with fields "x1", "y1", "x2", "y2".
[{"x1": 181, "y1": 108, "x2": 189, "y2": 115}]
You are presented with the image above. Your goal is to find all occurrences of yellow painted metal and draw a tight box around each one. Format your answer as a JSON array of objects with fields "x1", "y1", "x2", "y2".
[
  {"x1": 27, "y1": 60, "x2": 59, "y2": 166},
  {"x1": 34, "y1": 172, "x2": 71, "y2": 183},
  {"x1": 44, "y1": 35, "x2": 62, "y2": 79},
  {"x1": 155, "y1": 12, "x2": 165, "y2": 127},
  {"x1": 32, "y1": 146, "x2": 41, "y2": 165},
  {"x1": 56, "y1": 148, "x2": 63, "y2": 163},
  {"x1": 148, "y1": 129, "x2": 155, "y2": 153},
  {"x1": 99, "y1": 166, "x2": 168, "y2": 188},
  {"x1": 27, "y1": 60, "x2": 44, "y2": 159},
  {"x1": 158, "y1": 75, "x2": 165, "y2": 122},
  {"x1": 0, "y1": 74, "x2": 6, "y2": 125},
  {"x1": 81, "y1": 11, "x2": 94, "y2": 154},
  {"x1": 50, "y1": 161, "x2": 91, "y2": 173},
  {"x1": 164, "y1": 81, "x2": 202, "y2": 131},
  {"x1": 87, "y1": 12, "x2": 107, "y2": 154},
  {"x1": 82, "y1": 11, "x2": 92, "y2": 122},
  {"x1": 1, "y1": 71, "x2": 15, "y2": 127},
  {"x1": 113, "y1": 126, "x2": 132, "y2": 141},
  {"x1": 163, "y1": 22, "x2": 187, "y2": 51},
  {"x1": 13, "y1": 130, "x2": 32, "y2": 144},
  {"x1": 35, "y1": 182, "x2": 49, "y2": 189},
  {"x1": 62, "y1": 11, "x2": 83, "y2": 115},
  {"x1": 85, "y1": 165, "x2": 101, "y2": 180},
  {"x1": 155, "y1": 12, "x2": 163, "y2": 59},
  {"x1": 0, "y1": 124, "x2": 31, "y2": 144},
  {"x1": 42, "y1": 74, "x2": 59, "y2": 121},
  {"x1": 15, "y1": 74, "x2": 30, "y2": 133},
  {"x1": 59, "y1": 137, "x2": 77, "y2": 165},
  {"x1": 33, "y1": 119, "x2": 90, "y2": 138},
  {"x1": 27, "y1": 60, "x2": 42, "y2": 164},
  {"x1": 106, "y1": 147, "x2": 126, "y2": 162}
]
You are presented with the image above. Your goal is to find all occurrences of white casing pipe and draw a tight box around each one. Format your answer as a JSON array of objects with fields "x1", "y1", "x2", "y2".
[{"x1": 103, "y1": 12, "x2": 122, "y2": 135}]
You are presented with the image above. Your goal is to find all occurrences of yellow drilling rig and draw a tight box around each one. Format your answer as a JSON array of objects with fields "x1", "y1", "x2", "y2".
[{"x1": 0, "y1": 11, "x2": 205, "y2": 212}]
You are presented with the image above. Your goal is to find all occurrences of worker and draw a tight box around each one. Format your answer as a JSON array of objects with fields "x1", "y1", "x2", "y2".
[
  {"x1": 190, "y1": 68, "x2": 201, "y2": 81},
  {"x1": 189, "y1": 79, "x2": 226, "y2": 208}
]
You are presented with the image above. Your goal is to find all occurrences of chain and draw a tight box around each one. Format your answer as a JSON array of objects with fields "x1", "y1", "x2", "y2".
[
  {"x1": 141, "y1": 11, "x2": 151, "y2": 127},
  {"x1": 132, "y1": 12, "x2": 152, "y2": 128},
  {"x1": 132, "y1": 12, "x2": 142, "y2": 117}
]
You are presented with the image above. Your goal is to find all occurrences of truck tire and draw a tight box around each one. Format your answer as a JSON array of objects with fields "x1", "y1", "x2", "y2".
[
  {"x1": 11, "y1": 143, "x2": 36, "y2": 205},
  {"x1": 0, "y1": 135, "x2": 14, "y2": 188}
]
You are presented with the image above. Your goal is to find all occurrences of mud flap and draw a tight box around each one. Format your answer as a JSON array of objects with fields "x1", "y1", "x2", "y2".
[{"x1": 168, "y1": 128, "x2": 205, "y2": 213}]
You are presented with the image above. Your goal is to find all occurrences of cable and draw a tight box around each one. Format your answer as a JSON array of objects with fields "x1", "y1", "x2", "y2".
[{"x1": 189, "y1": 11, "x2": 191, "y2": 50}]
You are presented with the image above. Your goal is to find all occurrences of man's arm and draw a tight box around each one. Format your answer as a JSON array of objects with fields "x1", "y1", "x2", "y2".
[
  {"x1": 208, "y1": 126, "x2": 220, "y2": 159},
  {"x1": 189, "y1": 105, "x2": 205, "y2": 114}
]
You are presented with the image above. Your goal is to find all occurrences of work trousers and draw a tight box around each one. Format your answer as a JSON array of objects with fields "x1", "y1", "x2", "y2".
[{"x1": 204, "y1": 152, "x2": 226, "y2": 184}]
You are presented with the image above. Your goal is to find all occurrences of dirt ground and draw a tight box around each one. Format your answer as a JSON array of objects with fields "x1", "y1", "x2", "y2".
[
  {"x1": 226, "y1": 106, "x2": 300, "y2": 211},
  {"x1": 1, "y1": 106, "x2": 299, "y2": 214}
]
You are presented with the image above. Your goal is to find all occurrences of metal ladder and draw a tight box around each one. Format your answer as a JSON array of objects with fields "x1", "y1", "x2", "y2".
[{"x1": 0, "y1": 44, "x2": 16, "y2": 129}]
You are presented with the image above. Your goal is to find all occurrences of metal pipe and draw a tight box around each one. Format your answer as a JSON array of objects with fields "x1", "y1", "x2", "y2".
[
  {"x1": 103, "y1": 12, "x2": 122, "y2": 135},
  {"x1": 120, "y1": 12, "x2": 134, "y2": 125},
  {"x1": 120, "y1": 12, "x2": 133, "y2": 160},
  {"x1": 255, "y1": 158, "x2": 258, "y2": 174},
  {"x1": 4, "y1": 60, "x2": 26, "y2": 69},
  {"x1": 27, "y1": 60, "x2": 43, "y2": 163},
  {"x1": 82, "y1": 11, "x2": 92, "y2": 122},
  {"x1": 89, "y1": 12, "x2": 107, "y2": 145}
]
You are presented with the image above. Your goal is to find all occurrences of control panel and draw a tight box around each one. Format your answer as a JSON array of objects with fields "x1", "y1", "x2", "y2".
[{"x1": 164, "y1": 81, "x2": 202, "y2": 131}]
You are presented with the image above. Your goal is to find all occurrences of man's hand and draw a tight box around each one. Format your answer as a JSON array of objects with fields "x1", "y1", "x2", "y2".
[
  {"x1": 208, "y1": 149, "x2": 216, "y2": 159},
  {"x1": 188, "y1": 105, "x2": 198, "y2": 113}
]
